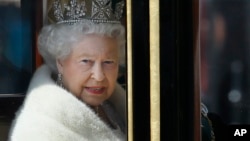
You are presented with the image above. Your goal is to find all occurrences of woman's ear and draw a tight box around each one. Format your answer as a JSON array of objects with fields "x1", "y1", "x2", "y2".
[{"x1": 56, "y1": 59, "x2": 64, "y2": 74}]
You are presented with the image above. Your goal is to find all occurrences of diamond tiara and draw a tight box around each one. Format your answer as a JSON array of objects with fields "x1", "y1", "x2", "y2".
[{"x1": 47, "y1": 0, "x2": 125, "y2": 24}]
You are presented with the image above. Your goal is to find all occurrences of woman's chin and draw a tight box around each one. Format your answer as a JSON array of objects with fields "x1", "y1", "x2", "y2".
[
  {"x1": 80, "y1": 92, "x2": 109, "y2": 106},
  {"x1": 83, "y1": 99, "x2": 104, "y2": 107}
]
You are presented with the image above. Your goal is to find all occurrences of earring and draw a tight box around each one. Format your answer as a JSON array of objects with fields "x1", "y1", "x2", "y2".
[{"x1": 56, "y1": 73, "x2": 63, "y2": 87}]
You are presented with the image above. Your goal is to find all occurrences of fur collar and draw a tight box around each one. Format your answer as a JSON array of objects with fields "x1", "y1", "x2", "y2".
[{"x1": 9, "y1": 65, "x2": 125, "y2": 141}]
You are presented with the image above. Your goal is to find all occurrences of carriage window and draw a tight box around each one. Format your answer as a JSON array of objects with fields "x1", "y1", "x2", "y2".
[
  {"x1": 0, "y1": 0, "x2": 33, "y2": 95},
  {"x1": 201, "y1": 0, "x2": 250, "y2": 125},
  {"x1": 0, "y1": 1, "x2": 39, "y2": 140}
]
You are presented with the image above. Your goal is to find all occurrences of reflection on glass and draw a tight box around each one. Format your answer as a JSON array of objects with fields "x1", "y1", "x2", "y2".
[
  {"x1": 0, "y1": 0, "x2": 32, "y2": 94},
  {"x1": 201, "y1": 0, "x2": 250, "y2": 124}
]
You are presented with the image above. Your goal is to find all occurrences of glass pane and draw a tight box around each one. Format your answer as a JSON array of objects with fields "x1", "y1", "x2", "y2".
[
  {"x1": 201, "y1": 0, "x2": 250, "y2": 124},
  {"x1": 0, "y1": 0, "x2": 32, "y2": 94}
]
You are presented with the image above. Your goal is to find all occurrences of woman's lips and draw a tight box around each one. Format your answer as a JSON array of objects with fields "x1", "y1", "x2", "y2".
[{"x1": 85, "y1": 87, "x2": 105, "y2": 95}]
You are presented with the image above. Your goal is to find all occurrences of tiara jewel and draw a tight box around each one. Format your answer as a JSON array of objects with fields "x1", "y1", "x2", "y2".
[
  {"x1": 64, "y1": 0, "x2": 87, "y2": 20},
  {"x1": 92, "y1": 0, "x2": 111, "y2": 20},
  {"x1": 47, "y1": 0, "x2": 124, "y2": 24}
]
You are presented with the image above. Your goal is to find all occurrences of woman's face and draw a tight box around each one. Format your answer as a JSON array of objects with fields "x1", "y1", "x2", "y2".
[{"x1": 57, "y1": 34, "x2": 119, "y2": 106}]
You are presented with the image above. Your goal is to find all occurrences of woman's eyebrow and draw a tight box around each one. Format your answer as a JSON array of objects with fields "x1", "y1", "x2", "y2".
[{"x1": 76, "y1": 53, "x2": 93, "y2": 58}]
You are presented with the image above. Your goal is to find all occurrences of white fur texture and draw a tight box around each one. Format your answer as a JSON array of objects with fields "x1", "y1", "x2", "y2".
[{"x1": 9, "y1": 65, "x2": 125, "y2": 141}]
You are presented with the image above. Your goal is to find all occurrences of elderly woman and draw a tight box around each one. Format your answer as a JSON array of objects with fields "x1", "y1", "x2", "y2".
[{"x1": 9, "y1": 0, "x2": 126, "y2": 140}]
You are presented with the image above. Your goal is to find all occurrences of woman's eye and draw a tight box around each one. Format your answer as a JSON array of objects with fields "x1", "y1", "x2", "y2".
[
  {"x1": 82, "y1": 59, "x2": 91, "y2": 64},
  {"x1": 104, "y1": 60, "x2": 115, "y2": 64},
  {"x1": 103, "y1": 60, "x2": 117, "y2": 69},
  {"x1": 79, "y1": 59, "x2": 93, "y2": 71}
]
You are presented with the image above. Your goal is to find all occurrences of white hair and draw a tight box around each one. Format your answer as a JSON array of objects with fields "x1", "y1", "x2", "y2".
[{"x1": 38, "y1": 21, "x2": 126, "y2": 73}]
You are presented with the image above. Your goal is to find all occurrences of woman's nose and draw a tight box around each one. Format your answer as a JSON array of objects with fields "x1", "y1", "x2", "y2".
[{"x1": 91, "y1": 63, "x2": 105, "y2": 81}]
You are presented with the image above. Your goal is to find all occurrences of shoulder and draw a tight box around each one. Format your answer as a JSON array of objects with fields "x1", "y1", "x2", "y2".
[
  {"x1": 9, "y1": 65, "x2": 125, "y2": 141},
  {"x1": 9, "y1": 65, "x2": 87, "y2": 140},
  {"x1": 201, "y1": 103, "x2": 216, "y2": 141}
]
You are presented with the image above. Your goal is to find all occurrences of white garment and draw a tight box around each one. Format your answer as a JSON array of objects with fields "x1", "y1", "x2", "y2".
[{"x1": 9, "y1": 65, "x2": 126, "y2": 141}]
